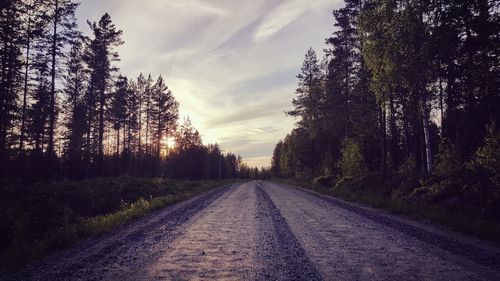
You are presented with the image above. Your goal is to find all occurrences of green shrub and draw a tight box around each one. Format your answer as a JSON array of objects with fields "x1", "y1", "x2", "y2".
[
  {"x1": 393, "y1": 157, "x2": 423, "y2": 197},
  {"x1": 338, "y1": 138, "x2": 367, "y2": 179},
  {"x1": 467, "y1": 124, "x2": 500, "y2": 203},
  {"x1": 434, "y1": 140, "x2": 463, "y2": 178},
  {"x1": 313, "y1": 175, "x2": 335, "y2": 186}
]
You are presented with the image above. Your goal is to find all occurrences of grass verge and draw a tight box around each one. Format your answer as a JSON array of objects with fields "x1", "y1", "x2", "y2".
[
  {"x1": 0, "y1": 177, "x2": 238, "y2": 273},
  {"x1": 274, "y1": 178, "x2": 500, "y2": 244}
]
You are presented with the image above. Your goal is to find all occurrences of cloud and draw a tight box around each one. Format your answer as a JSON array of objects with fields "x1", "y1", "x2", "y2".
[
  {"x1": 254, "y1": 0, "x2": 335, "y2": 42},
  {"x1": 243, "y1": 155, "x2": 272, "y2": 168},
  {"x1": 254, "y1": 1, "x2": 305, "y2": 42},
  {"x1": 207, "y1": 100, "x2": 288, "y2": 127},
  {"x1": 76, "y1": 0, "x2": 342, "y2": 167}
]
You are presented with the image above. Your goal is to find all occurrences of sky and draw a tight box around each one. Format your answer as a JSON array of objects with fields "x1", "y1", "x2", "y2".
[{"x1": 76, "y1": 0, "x2": 342, "y2": 168}]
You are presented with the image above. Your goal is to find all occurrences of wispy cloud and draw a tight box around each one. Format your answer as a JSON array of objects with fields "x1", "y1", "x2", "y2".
[{"x1": 77, "y1": 0, "x2": 342, "y2": 167}]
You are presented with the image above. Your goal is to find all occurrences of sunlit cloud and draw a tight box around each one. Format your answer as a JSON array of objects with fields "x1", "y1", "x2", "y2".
[{"x1": 77, "y1": 0, "x2": 342, "y2": 167}]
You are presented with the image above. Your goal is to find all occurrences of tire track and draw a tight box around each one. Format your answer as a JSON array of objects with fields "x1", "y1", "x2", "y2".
[
  {"x1": 286, "y1": 183, "x2": 500, "y2": 268},
  {"x1": 255, "y1": 182, "x2": 322, "y2": 281},
  {"x1": 263, "y1": 181, "x2": 500, "y2": 280}
]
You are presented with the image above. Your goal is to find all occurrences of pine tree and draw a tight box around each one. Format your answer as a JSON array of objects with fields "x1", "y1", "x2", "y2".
[
  {"x1": 124, "y1": 78, "x2": 139, "y2": 173},
  {"x1": 110, "y1": 75, "x2": 127, "y2": 158},
  {"x1": 19, "y1": 0, "x2": 48, "y2": 157},
  {"x1": 152, "y1": 75, "x2": 178, "y2": 159},
  {"x1": 45, "y1": 0, "x2": 79, "y2": 167},
  {"x1": 86, "y1": 13, "x2": 123, "y2": 175},
  {"x1": 0, "y1": 0, "x2": 23, "y2": 176},
  {"x1": 63, "y1": 37, "x2": 87, "y2": 178},
  {"x1": 287, "y1": 47, "x2": 324, "y2": 174}
]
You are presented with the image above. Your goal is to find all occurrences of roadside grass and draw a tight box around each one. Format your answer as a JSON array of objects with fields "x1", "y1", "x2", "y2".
[
  {"x1": 0, "y1": 177, "x2": 238, "y2": 272},
  {"x1": 274, "y1": 178, "x2": 500, "y2": 244}
]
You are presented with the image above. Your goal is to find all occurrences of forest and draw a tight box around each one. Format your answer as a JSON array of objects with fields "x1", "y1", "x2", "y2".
[
  {"x1": 0, "y1": 0, "x2": 263, "y2": 182},
  {"x1": 0, "y1": 0, "x2": 270, "y2": 269},
  {"x1": 272, "y1": 0, "x2": 499, "y2": 236}
]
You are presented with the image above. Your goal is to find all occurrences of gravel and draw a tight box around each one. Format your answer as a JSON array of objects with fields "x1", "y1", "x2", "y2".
[{"x1": 4, "y1": 181, "x2": 499, "y2": 281}]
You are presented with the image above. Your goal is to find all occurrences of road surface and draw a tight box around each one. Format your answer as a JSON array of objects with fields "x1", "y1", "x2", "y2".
[{"x1": 5, "y1": 181, "x2": 500, "y2": 281}]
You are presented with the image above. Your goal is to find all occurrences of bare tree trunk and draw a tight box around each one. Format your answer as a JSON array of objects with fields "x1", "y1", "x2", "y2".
[
  {"x1": 145, "y1": 95, "x2": 150, "y2": 175},
  {"x1": 98, "y1": 89, "x2": 104, "y2": 175},
  {"x1": 421, "y1": 97, "x2": 432, "y2": 172},
  {"x1": 381, "y1": 104, "x2": 387, "y2": 178},
  {"x1": 389, "y1": 91, "x2": 399, "y2": 169},
  {"x1": 85, "y1": 85, "x2": 94, "y2": 178},
  {"x1": 116, "y1": 128, "x2": 120, "y2": 157},
  {"x1": 439, "y1": 77, "x2": 444, "y2": 134},
  {"x1": 138, "y1": 95, "x2": 142, "y2": 157},
  {"x1": 20, "y1": 1, "x2": 32, "y2": 154},
  {"x1": 0, "y1": 4, "x2": 14, "y2": 176},
  {"x1": 48, "y1": 0, "x2": 59, "y2": 159}
]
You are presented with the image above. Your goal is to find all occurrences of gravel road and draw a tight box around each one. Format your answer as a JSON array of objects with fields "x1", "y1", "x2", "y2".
[{"x1": 4, "y1": 181, "x2": 500, "y2": 281}]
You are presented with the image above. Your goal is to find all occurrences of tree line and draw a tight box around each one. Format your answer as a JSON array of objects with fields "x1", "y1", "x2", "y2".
[
  {"x1": 0, "y1": 0, "x2": 257, "y2": 181},
  {"x1": 272, "y1": 0, "x2": 499, "y2": 209}
]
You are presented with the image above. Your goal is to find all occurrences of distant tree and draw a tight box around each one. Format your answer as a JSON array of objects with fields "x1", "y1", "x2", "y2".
[
  {"x1": 28, "y1": 48, "x2": 52, "y2": 178},
  {"x1": 287, "y1": 47, "x2": 324, "y2": 174},
  {"x1": 143, "y1": 74, "x2": 153, "y2": 158},
  {"x1": 168, "y1": 118, "x2": 208, "y2": 180},
  {"x1": 174, "y1": 117, "x2": 202, "y2": 152},
  {"x1": 207, "y1": 144, "x2": 222, "y2": 180},
  {"x1": 19, "y1": 0, "x2": 49, "y2": 157},
  {"x1": 271, "y1": 140, "x2": 283, "y2": 177},
  {"x1": 136, "y1": 73, "x2": 146, "y2": 158},
  {"x1": 0, "y1": 0, "x2": 23, "y2": 176},
  {"x1": 45, "y1": 0, "x2": 79, "y2": 169},
  {"x1": 85, "y1": 13, "x2": 123, "y2": 175},
  {"x1": 64, "y1": 37, "x2": 87, "y2": 178},
  {"x1": 110, "y1": 75, "x2": 128, "y2": 159},
  {"x1": 152, "y1": 75, "x2": 178, "y2": 159},
  {"x1": 124, "y1": 78, "x2": 139, "y2": 172}
]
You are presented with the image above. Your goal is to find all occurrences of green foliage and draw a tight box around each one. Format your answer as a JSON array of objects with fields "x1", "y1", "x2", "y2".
[
  {"x1": 469, "y1": 125, "x2": 500, "y2": 189},
  {"x1": 273, "y1": 0, "x2": 500, "y2": 246},
  {"x1": 390, "y1": 157, "x2": 422, "y2": 198},
  {"x1": 338, "y1": 138, "x2": 366, "y2": 179},
  {"x1": 313, "y1": 175, "x2": 335, "y2": 186},
  {"x1": 465, "y1": 125, "x2": 500, "y2": 204},
  {"x1": 398, "y1": 157, "x2": 416, "y2": 177},
  {"x1": 434, "y1": 140, "x2": 463, "y2": 178}
]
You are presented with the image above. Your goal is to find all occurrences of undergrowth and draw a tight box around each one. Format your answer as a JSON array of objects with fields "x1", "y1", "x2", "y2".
[
  {"x1": 0, "y1": 176, "x2": 237, "y2": 272},
  {"x1": 276, "y1": 177, "x2": 500, "y2": 244}
]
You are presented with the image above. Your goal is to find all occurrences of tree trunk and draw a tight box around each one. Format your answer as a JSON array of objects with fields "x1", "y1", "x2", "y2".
[
  {"x1": 48, "y1": 0, "x2": 59, "y2": 159},
  {"x1": 445, "y1": 62, "x2": 456, "y2": 142},
  {"x1": 439, "y1": 76, "x2": 444, "y2": 134},
  {"x1": 138, "y1": 94, "x2": 142, "y2": 157},
  {"x1": 0, "y1": 4, "x2": 13, "y2": 176},
  {"x1": 421, "y1": 97, "x2": 432, "y2": 172},
  {"x1": 145, "y1": 96, "x2": 150, "y2": 175},
  {"x1": 116, "y1": 127, "x2": 120, "y2": 157},
  {"x1": 20, "y1": 2, "x2": 32, "y2": 154},
  {"x1": 98, "y1": 88, "x2": 105, "y2": 175},
  {"x1": 389, "y1": 91, "x2": 399, "y2": 169},
  {"x1": 85, "y1": 85, "x2": 94, "y2": 178},
  {"x1": 157, "y1": 116, "x2": 161, "y2": 159},
  {"x1": 401, "y1": 93, "x2": 411, "y2": 160},
  {"x1": 381, "y1": 104, "x2": 387, "y2": 178}
]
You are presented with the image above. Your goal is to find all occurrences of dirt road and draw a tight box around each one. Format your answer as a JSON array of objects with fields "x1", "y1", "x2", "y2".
[{"x1": 6, "y1": 181, "x2": 500, "y2": 280}]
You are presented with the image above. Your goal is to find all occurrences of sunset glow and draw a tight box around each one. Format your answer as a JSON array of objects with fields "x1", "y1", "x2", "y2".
[{"x1": 76, "y1": 0, "x2": 341, "y2": 167}]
